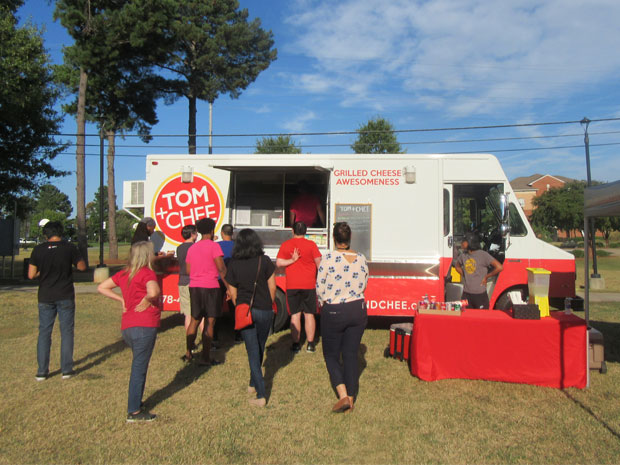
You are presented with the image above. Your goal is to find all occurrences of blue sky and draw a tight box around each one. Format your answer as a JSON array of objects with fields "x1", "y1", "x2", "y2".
[{"x1": 17, "y1": 0, "x2": 620, "y2": 213}]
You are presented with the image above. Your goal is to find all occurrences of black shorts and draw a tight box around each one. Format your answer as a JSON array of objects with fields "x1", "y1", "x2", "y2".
[
  {"x1": 189, "y1": 287, "x2": 222, "y2": 319},
  {"x1": 286, "y1": 289, "x2": 318, "y2": 315},
  {"x1": 463, "y1": 291, "x2": 490, "y2": 309}
]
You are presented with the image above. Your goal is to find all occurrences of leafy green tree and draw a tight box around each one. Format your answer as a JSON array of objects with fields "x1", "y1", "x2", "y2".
[
  {"x1": 0, "y1": 3, "x2": 66, "y2": 213},
  {"x1": 594, "y1": 216, "x2": 620, "y2": 247},
  {"x1": 115, "y1": 211, "x2": 138, "y2": 244},
  {"x1": 351, "y1": 117, "x2": 403, "y2": 154},
  {"x1": 55, "y1": 0, "x2": 172, "y2": 260},
  {"x1": 160, "y1": 0, "x2": 277, "y2": 154},
  {"x1": 87, "y1": 186, "x2": 114, "y2": 242},
  {"x1": 531, "y1": 182, "x2": 585, "y2": 238},
  {"x1": 255, "y1": 135, "x2": 302, "y2": 154},
  {"x1": 36, "y1": 184, "x2": 73, "y2": 218},
  {"x1": 27, "y1": 184, "x2": 73, "y2": 239}
]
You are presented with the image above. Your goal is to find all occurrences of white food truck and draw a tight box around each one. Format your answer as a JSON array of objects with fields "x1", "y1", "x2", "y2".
[{"x1": 124, "y1": 153, "x2": 579, "y2": 331}]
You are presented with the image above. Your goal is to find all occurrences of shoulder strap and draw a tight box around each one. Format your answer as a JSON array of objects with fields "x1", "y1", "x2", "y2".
[{"x1": 249, "y1": 256, "x2": 262, "y2": 310}]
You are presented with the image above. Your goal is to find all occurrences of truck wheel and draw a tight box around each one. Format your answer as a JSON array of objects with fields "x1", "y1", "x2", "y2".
[
  {"x1": 272, "y1": 288, "x2": 289, "y2": 332},
  {"x1": 495, "y1": 287, "x2": 528, "y2": 310}
]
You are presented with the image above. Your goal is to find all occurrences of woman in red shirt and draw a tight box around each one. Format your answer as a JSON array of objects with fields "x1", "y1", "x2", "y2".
[{"x1": 97, "y1": 242, "x2": 161, "y2": 422}]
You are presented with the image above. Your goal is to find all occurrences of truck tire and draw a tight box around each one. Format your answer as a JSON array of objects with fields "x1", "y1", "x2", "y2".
[
  {"x1": 272, "y1": 288, "x2": 289, "y2": 332},
  {"x1": 494, "y1": 287, "x2": 528, "y2": 310}
]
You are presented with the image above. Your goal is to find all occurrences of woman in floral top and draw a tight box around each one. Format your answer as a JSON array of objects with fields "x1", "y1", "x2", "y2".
[{"x1": 316, "y1": 222, "x2": 368, "y2": 413}]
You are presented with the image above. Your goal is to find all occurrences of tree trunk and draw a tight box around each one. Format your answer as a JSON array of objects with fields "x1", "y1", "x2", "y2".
[
  {"x1": 106, "y1": 130, "x2": 118, "y2": 260},
  {"x1": 188, "y1": 95, "x2": 197, "y2": 154},
  {"x1": 76, "y1": 68, "x2": 89, "y2": 267}
]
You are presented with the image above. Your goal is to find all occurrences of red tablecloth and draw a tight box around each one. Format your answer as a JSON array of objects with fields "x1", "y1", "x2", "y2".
[{"x1": 410, "y1": 310, "x2": 587, "y2": 388}]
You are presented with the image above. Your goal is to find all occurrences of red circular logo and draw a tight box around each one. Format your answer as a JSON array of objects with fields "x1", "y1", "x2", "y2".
[{"x1": 152, "y1": 173, "x2": 223, "y2": 245}]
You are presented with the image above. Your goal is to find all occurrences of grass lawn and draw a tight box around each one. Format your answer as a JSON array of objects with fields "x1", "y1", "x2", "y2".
[
  {"x1": 576, "y1": 255, "x2": 620, "y2": 293},
  {"x1": 1, "y1": 291, "x2": 620, "y2": 464}
]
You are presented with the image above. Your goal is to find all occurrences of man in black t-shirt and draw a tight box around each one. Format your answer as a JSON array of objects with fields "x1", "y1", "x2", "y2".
[{"x1": 29, "y1": 221, "x2": 86, "y2": 381}]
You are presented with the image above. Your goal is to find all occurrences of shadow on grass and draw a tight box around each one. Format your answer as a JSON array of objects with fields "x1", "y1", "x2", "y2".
[
  {"x1": 143, "y1": 362, "x2": 214, "y2": 410},
  {"x1": 73, "y1": 313, "x2": 183, "y2": 376},
  {"x1": 590, "y1": 320, "x2": 620, "y2": 363},
  {"x1": 562, "y1": 389, "x2": 620, "y2": 441},
  {"x1": 141, "y1": 313, "x2": 238, "y2": 410},
  {"x1": 263, "y1": 333, "x2": 296, "y2": 400}
]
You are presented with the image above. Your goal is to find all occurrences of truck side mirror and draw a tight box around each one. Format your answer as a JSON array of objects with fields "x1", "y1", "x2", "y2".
[{"x1": 499, "y1": 194, "x2": 509, "y2": 223}]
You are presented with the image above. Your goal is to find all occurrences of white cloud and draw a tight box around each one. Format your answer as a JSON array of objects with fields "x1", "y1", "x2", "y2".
[
  {"x1": 282, "y1": 111, "x2": 318, "y2": 132},
  {"x1": 284, "y1": 0, "x2": 620, "y2": 117}
]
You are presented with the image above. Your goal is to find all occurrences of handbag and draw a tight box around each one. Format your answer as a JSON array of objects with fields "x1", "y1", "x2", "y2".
[{"x1": 234, "y1": 256, "x2": 262, "y2": 330}]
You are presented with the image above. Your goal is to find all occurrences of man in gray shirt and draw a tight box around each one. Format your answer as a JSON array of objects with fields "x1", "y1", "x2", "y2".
[{"x1": 455, "y1": 233, "x2": 503, "y2": 309}]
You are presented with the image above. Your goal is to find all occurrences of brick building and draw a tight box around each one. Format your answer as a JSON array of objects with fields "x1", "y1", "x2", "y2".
[{"x1": 510, "y1": 174, "x2": 574, "y2": 218}]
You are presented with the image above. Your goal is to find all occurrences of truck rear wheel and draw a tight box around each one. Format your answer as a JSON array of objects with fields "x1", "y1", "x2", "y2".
[
  {"x1": 272, "y1": 288, "x2": 289, "y2": 332},
  {"x1": 494, "y1": 287, "x2": 528, "y2": 310}
]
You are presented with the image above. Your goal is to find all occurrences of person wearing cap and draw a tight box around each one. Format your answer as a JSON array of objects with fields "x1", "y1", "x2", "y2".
[
  {"x1": 454, "y1": 232, "x2": 503, "y2": 309},
  {"x1": 28, "y1": 221, "x2": 86, "y2": 381},
  {"x1": 131, "y1": 217, "x2": 164, "y2": 254}
]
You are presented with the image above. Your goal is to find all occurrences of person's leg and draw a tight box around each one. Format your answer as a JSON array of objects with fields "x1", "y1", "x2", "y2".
[
  {"x1": 287, "y1": 290, "x2": 302, "y2": 349},
  {"x1": 290, "y1": 313, "x2": 301, "y2": 344},
  {"x1": 56, "y1": 299, "x2": 76, "y2": 375},
  {"x1": 201, "y1": 317, "x2": 216, "y2": 363},
  {"x1": 185, "y1": 317, "x2": 200, "y2": 359},
  {"x1": 304, "y1": 313, "x2": 316, "y2": 345},
  {"x1": 241, "y1": 321, "x2": 266, "y2": 401},
  {"x1": 186, "y1": 287, "x2": 203, "y2": 359},
  {"x1": 341, "y1": 301, "x2": 367, "y2": 401},
  {"x1": 302, "y1": 289, "x2": 318, "y2": 347},
  {"x1": 122, "y1": 326, "x2": 157, "y2": 415},
  {"x1": 320, "y1": 305, "x2": 346, "y2": 393},
  {"x1": 37, "y1": 302, "x2": 57, "y2": 377},
  {"x1": 254, "y1": 309, "x2": 274, "y2": 367}
]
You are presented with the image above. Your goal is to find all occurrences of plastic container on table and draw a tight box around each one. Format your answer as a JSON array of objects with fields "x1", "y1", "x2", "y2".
[{"x1": 526, "y1": 267, "x2": 551, "y2": 318}]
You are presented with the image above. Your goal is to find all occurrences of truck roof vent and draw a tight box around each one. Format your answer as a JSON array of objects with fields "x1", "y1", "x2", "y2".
[{"x1": 123, "y1": 180, "x2": 145, "y2": 208}]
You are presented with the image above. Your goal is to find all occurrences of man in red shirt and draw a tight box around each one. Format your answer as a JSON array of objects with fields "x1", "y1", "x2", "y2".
[
  {"x1": 276, "y1": 222, "x2": 322, "y2": 353},
  {"x1": 289, "y1": 181, "x2": 325, "y2": 228}
]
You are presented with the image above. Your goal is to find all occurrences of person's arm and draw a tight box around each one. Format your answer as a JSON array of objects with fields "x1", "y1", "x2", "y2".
[
  {"x1": 228, "y1": 284, "x2": 238, "y2": 306},
  {"x1": 314, "y1": 256, "x2": 322, "y2": 268},
  {"x1": 267, "y1": 272, "x2": 276, "y2": 302},
  {"x1": 315, "y1": 259, "x2": 328, "y2": 303},
  {"x1": 289, "y1": 210, "x2": 296, "y2": 226},
  {"x1": 76, "y1": 259, "x2": 87, "y2": 271},
  {"x1": 276, "y1": 248, "x2": 300, "y2": 267},
  {"x1": 134, "y1": 280, "x2": 161, "y2": 312},
  {"x1": 28, "y1": 263, "x2": 39, "y2": 280},
  {"x1": 454, "y1": 256, "x2": 464, "y2": 277},
  {"x1": 97, "y1": 277, "x2": 125, "y2": 310},
  {"x1": 482, "y1": 259, "x2": 503, "y2": 286},
  {"x1": 214, "y1": 256, "x2": 228, "y2": 287}
]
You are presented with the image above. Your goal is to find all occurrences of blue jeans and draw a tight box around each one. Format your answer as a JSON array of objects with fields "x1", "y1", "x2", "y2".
[
  {"x1": 241, "y1": 309, "x2": 274, "y2": 399},
  {"x1": 122, "y1": 326, "x2": 158, "y2": 414},
  {"x1": 37, "y1": 299, "x2": 75, "y2": 375}
]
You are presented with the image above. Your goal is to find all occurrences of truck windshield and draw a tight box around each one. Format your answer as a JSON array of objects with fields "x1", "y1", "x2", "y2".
[{"x1": 453, "y1": 183, "x2": 503, "y2": 239}]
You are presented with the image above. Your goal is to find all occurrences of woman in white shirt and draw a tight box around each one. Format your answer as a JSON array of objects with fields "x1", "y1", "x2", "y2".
[{"x1": 316, "y1": 222, "x2": 368, "y2": 413}]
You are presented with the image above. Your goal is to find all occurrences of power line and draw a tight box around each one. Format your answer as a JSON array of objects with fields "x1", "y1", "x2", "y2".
[
  {"x1": 50, "y1": 117, "x2": 620, "y2": 139},
  {"x1": 47, "y1": 141, "x2": 620, "y2": 158},
  {"x1": 59, "y1": 130, "x2": 620, "y2": 150}
]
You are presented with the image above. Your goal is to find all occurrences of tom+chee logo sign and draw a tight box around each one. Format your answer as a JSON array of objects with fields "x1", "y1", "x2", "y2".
[{"x1": 152, "y1": 173, "x2": 223, "y2": 246}]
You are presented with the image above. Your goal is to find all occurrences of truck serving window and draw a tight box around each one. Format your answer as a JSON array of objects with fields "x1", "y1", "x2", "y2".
[{"x1": 231, "y1": 169, "x2": 329, "y2": 248}]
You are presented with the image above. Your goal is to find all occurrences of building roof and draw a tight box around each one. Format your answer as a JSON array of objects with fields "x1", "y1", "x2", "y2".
[{"x1": 510, "y1": 174, "x2": 574, "y2": 191}]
